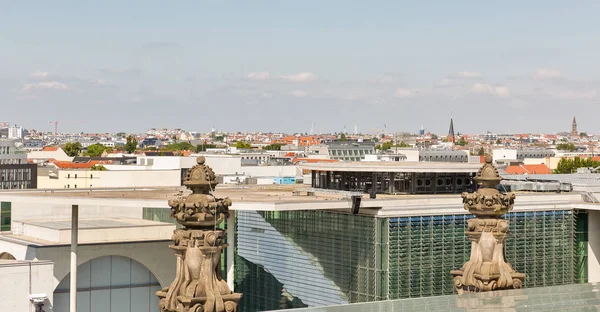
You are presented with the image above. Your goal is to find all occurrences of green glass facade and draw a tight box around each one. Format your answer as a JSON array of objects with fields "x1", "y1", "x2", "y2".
[
  {"x1": 235, "y1": 209, "x2": 589, "y2": 311},
  {"x1": 0, "y1": 201, "x2": 11, "y2": 232}
]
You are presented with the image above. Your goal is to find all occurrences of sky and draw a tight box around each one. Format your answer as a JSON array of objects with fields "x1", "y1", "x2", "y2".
[{"x1": 1, "y1": 1, "x2": 600, "y2": 135}]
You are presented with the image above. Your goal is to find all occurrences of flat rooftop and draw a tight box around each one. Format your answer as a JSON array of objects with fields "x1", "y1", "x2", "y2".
[
  {"x1": 301, "y1": 161, "x2": 482, "y2": 173},
  {"x1": 6, "y1": 217, "x2": 174, "y2": 245},
  {"x1": 282, "y1": 283, "x2": 600, "y2": 312},
  {"x1": 0, "y1": 185, "x2": 350, "y2": 203}
]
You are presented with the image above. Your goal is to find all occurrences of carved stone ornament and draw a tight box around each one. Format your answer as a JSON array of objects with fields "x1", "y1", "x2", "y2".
[
  {"x1": 156, "y1": 156, "x2": 242, "y2": 312},
  {"x1": 450, "y1": 155, "x2": 525, "y2": 294}
]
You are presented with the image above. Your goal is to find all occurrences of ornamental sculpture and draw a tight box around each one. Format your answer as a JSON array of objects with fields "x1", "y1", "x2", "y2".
[
  {"x1": 450, "y1": 156, "x2": 525, "y2": 294},
  {"x1": 157, "y1": 156, "x2": 242, "y2": 312}
]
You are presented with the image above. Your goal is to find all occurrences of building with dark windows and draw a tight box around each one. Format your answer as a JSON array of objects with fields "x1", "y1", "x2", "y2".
[
  {"x1": 302, "y1": 161, "x2": 480, "y2": 194},
  {"x1": 0, "y1": 140, "x2": 37, "y2": 189},
  {"x1": 309, "y1": 142, "x2": 376, "y2": 162},
  {"x1": 419, "y1": 150, "x2": 469, "y2": 162}
]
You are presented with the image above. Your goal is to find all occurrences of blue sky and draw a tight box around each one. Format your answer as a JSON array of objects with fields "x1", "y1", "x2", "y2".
[{"x1": 1, "y1": 1, "x2": 599, "y2": 134}]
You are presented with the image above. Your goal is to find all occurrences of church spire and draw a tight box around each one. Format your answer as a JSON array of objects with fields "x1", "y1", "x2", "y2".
[
  {"x1": 571, "y1": 115, "x2": 578, "y2": 137},
  {"x1": 448, "y1": 117, "x2": 456, "y2": 144}
]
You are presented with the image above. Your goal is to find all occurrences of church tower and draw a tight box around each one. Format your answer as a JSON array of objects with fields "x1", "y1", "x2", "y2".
[
  {"x1": 448, "y1": 117, "x2": 456, "y2": 144},
  {"x1": 571, "y1": 116, "x2": 578, "y2": 137}
]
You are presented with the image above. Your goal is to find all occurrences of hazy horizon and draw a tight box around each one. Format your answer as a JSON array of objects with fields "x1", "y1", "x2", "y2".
[{"x1": 1, "y1": 1, "x2": 599, "y2": 134}]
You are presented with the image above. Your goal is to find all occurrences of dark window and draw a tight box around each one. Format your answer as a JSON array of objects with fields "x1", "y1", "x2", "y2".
[{"x1": 1, "y1": 201, "x2": 11, "y2": 231}]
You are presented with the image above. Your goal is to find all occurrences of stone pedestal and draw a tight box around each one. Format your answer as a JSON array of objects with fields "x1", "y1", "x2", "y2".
[
  {"x1": 157, "y1": 157, "x2": 242, "y2": 312},
  {"x1": 450, "y1": 156, "x2": 525, "y2": 294}
]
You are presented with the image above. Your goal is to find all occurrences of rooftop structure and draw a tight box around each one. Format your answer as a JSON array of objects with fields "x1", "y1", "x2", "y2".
[{"x1": 302, "y1": 161, "x2": 480, "y2": 195}]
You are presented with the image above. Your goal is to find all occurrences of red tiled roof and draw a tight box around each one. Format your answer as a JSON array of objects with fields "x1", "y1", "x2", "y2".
[
  {"x1": 505, "y1": 164, "x2": 551, "y2": 175},
  {"x1": 42, "y1": 146, "x2": 60, "y2": 151},
  {"x1": 52, "y1": 160, "x2": 113, "y2": 169}
]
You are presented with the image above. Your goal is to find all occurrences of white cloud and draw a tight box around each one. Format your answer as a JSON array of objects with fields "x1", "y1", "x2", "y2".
[
  {"x1": 30, "y1": 71, "x2": 50, "y2": 78},
  {"x1": 280, "y1": 72, "x2": 317, "y2": 82},
  {"x1": 130, "y1": 95, "x2": 143, "y2": 103},
  {"x1": 395, "y1": 88, "x2": 420, "y2": 98},
  {"x1": 551, "y1": 90, "x2": 596, "y2": 100},
  {"x1": 247, "y1": 72, "x2": 270, "y2": 80},
  {"x1": 22, "y1": 81, "x2": 69, "y2": 92},
  {"x1": 471, "y1": 83, "x2": 509, "y2": 97},
  {"x1": 291, "y1": 90, "x2": 308, "y2": 97},
  {"x1": 456, "y1": 71, "x2": 482, "y2": 78},
  {"x1": 533, "y1": 68, "x2": 561, "y2": 79}
]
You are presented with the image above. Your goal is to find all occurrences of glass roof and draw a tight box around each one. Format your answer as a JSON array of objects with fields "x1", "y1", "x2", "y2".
[{"x1": 276, "y1": 283, "x2": 600, "y2": 312}]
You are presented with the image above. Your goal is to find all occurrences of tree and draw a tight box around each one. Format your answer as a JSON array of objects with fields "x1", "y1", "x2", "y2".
[
  {"x1": 375, "y1": 141, "x2": 393, "y2": 150},
  {"x1": 339, "y1": 133, "x2": 347, "y2": 141},
  {"x1": 166, "y1": 142, "x2": 194, "y2": 151},
  {"x1": 455, "y1": 138, "x2": 468, "y2": 146},
  {"x1": 235, "y1": 141, "x2": 252, "y2": 149},
  {"x1": 397, "y1": 141, "x2": 410, "y2": 148},
  {"x1": 554, "y1": 157, "x2": 600, "y2": 174},
  {"x1": 477, "y1": 147, "x2": 485, "y2": 156},
  {"x1": 90, "y1": 164, "x2": 107, "y2": 171},
  {"x1": 64, "y1": 142, "x2": 82, "y2": 157},
  {"x1": 85, "y1": 144, "x2": 109, "y2": 157},
  {"x1": 196, "y1": 143, "x2": 217, "y2": 152},
  {"x1": 496, "y1": 139, "x2": 502, "y2": 145},
  {"x1": 431, "y1": 134, "x2": 438, "y2": 140},
  {"x1": 116, "y1": 132, "x2": 126, "y2": 138},
  {"x1": 580, "y1": 132, "x2": 588, "y2": 137},
  {"x1": 263, "y1": 143, "x2": 283, "y2": 150},
  {"x1": 556, "y1": 143, "x2": 576, "y2": 152},
  {"x1": 124, "y1": 135, "x2": 137, "y2": 154}
]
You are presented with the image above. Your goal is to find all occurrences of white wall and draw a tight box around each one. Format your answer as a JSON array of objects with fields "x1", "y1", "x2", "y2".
[
  {"x1": 0, "y1": 195, "x2": 167, "y2": 224},
  {"x1": 38, "y1": 169, "x2": 183, "y2": 189},
  {"x1": 136, "y1": 156, "x2": 197, "y2": 170},
  {"x1": 35, "y1": 241, "x2": 175, "y2": 289},
  {"x1": 203, "y1": 155, "x2": 243, "y2": 175},
  {"x1": 0, "y1": 260, "x2": 55, "y2": 312},
  {"x1": 243, "y1": 165, "x2": 299, "y2": 177},
  {"x1": 493, "y1": 149, "x2": 517, "y2": 162}
]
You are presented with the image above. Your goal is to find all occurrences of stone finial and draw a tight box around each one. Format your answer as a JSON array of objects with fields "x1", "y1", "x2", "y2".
[
  {"x1": 451, "y1": 158, "x2": 525, "y2": 294},
  {"x1": 157, "y1": 159, "x2": 241, "y2": 311}
]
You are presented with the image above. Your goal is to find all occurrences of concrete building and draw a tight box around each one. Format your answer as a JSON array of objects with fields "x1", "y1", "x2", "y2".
[
  {"x1": 0, "y1": 140, "x2": 37, "y2": 189},
  {"x1": 1, "y1": 178, "x2": 600, "y2": 312},
  {"x1": 8, "y1": 125, "x2": 23, "y2": 140},
  {"x1": 27, "y1": 146, "x2": 73, "y2": 164},
  {"x1": 37, "y1": 169, "x2": 184, "y2": 189},
  {"x1": 419, "y1": 149, "x2": 469, "y2": 162},
  {"x1": 0, "y1": 192, "x2": 177, "y2": 312},
  {"x1": 0, "y1": 259, "x2": 54, "y2": 311},
  {"x1": 308, "y1": 142, "x2": 376, "y2": 162},
  {"x1": 302, "y1": 161, "x2": 480, "y2": 194}
]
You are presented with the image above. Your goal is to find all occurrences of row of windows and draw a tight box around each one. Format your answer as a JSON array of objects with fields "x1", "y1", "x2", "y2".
[
  {"x1": 420, "y1": 155, "x2": 467, "y2": 162},
  {"x1": 0, "y1": 158, "x2": 23, "y2": 165},
  {"x1": 0, "y1": 168, "x2": 32, "y2": 182},
  {"x1": 330, "y1": 149, "x2": 373, "y2": 156},
  {"x1": 66, "y1": 173, "x2": 94, "y2": 179},
  {"x1": 64, "y1": 184, "x2": 89, "y2": 189},
  {"x1": 0, "y1": 146, "x2": 10, "y2": 154}
]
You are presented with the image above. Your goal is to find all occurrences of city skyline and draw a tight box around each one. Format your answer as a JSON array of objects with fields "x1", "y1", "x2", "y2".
[{"x1": 1, "y1": 1, "x2": 600, "y2": 134}]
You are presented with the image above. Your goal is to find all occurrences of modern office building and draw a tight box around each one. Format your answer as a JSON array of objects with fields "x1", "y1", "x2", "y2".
[
  {"x1": 302, "y1": 162, "x2": 480, "y2": 194},
  {"x1": 0, "y1": 140, "x2": 37, "y2": 189},
  {"x1": 0, "y1": 168, "x2": 599, "y2": 311}
]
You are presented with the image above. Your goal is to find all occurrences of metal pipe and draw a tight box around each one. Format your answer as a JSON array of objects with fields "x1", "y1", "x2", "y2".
[{"x1": 70, "y1": 204, "x2": 78, "y2": 312}]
